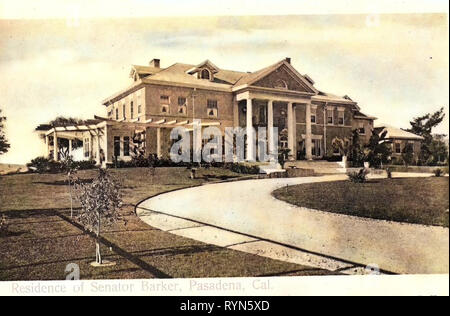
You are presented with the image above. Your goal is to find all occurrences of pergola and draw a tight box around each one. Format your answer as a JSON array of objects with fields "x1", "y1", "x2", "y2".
[{"x1": 38, "y1": 116, "x2": 221, "y2": 163}]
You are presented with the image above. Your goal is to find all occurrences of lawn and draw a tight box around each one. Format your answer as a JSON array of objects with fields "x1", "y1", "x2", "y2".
[
  {"x1": 273, "y1": 177, "x2": 449, "y2": 228},
  {"x1": 0, "y1": 167, "x2": 334, "y2": 280}
]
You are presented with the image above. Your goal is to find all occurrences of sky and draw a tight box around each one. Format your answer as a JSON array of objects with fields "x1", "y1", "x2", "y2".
[{"x1": 0, "y1": 0, "x2": 449, "y2": 164}]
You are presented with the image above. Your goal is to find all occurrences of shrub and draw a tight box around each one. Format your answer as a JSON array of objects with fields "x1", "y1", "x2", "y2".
[
  {"x1": 386, "y1": 168, "x2": 393, "y2": 179},
  {"x1": 347, "y1": 168, "x2": 370, "y2": 183},
  {"x1": 27, "y1": 157, "x2": 96, "y2": 174},
  {"x1": 434, "y1": 169, "x2": 443, "y2": 177},
  {"x1": 0, "y1": 214, "x2": 8, "y2": 236},
  {"x1": 27, "y1": 157, "x2": 62, "y2": 173}
]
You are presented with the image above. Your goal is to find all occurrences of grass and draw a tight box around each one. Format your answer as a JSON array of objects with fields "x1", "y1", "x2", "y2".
[
  {"x1": 0, "y1": 167, "x2": 334, "y2": 281},
  {"x1": 273, "y1": 177, "x2": 449, "y2": 228}
]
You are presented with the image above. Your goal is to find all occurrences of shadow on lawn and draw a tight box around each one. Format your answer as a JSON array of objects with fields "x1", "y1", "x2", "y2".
[
  {"x1": 32, "y1": 179, "x2": 94, "y2": 186},
  {"x1": 1, "y1": 208, "x2": 173, "y2": 279},
  {"x1": 56, "y1": 212, "x2": 172, "y2": 279},
  {"x1": 201, "y1": 174, "x2": 240, "y2": 181}
]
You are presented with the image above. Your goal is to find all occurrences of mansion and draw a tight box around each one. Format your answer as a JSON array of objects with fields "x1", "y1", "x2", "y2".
[{"x1": 37, "y1": 58, "x2": 378, "y2": 165}]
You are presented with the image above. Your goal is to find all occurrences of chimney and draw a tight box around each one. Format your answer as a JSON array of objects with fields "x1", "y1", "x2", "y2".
[
  {"x1": 285, "y1": 57, "x2": 291, "y2": 64},
  {"x1": 149, "y1": 59, "x2": 160, "y2": 68}
]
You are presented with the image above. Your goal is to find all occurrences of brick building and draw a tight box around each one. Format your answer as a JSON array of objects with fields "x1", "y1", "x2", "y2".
[{"x1": 37, "y1": 58, "x2": 377, "y2": 164}]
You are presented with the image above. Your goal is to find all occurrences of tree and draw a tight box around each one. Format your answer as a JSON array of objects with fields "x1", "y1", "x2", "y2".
[
  {"x1": 401, "y1": 143, "x2": 415, "y2": 167},
  {"x1": 363, "y1": 130, "x2": 392, "y2": 168},
  {"x1": 0, "y1": 109, "x2": 10, "y2": 155},
  {"x1": 61, "y1": 156, "x2": 78, "y2": 218},
  {"x1": 75, "y1": 169, "x2": 123, "y2": 265},
  {"x1": 350, "y1": 129, "x2": 365, "y2": 167},
  {"x1": 406, "y1": 107, "x2": 446, "y2": 164},
  {"x1": 428, "y1": 138, "x2": 449, "y2": 165},
  {"x1": 331, "y1": 137, "x2": 352, "y2": 157},
  {"x1": 49, "y1": 116, "x2": 85, "y2": 127}
]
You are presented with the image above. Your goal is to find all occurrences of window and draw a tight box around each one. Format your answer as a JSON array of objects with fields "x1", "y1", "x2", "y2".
[
  {"x1": 275, "y1": 79, "x2": 288, "y2": 90},
  {"x1": 123, "y1": 137, "x2": 130, "y2": 156},
  {"x1": 327, "y1": 109, "x2": 334, "y2": 124},
  {"x1": 123, "y1": 104, "x2": 126, "y2": 119},
  {"x1": 207, "y1": 99, "x2": 218, "y2": 117},
  {"x1": 138, "y1": 104, "x2": 142, "y2": 114},
  {"x1": 395, "y1": 142, "x2": 401, "y2": 154},
  {"x1": 259, "y1": 105, "x2": 267, "y2": 125},
  {"x1": 338, "y1": 111, "x2": 345, "y2": 125},
  {"x1": 84, "y1": 138, "x2": 90, "y2": 158},
  {"x1": 201, "y1": 69, "x2": 211, "y2": 80},
  {"x1": 178, "y1": 97, "x2": 187, "y2": 114},
  {"x1": 161, "y1": 104, "x2": 170, "y2": 114},
  {"x1": 114, "y1": 137, "x2": 120, "y2": 157},
  {"x1": 160, "y1": 95, "x2": 170, "y2": 114},
  {"x1": 130, "y1": 101, "x2": 134, "y2": 119},
  {"x1": 358, "y1": 123, "x2": 365, "y2": 135},
  {"x1": 311, "y1": 107, "x2": 317, "y2": 124},
  {"x1": 115, "y1": 108, "x2": 119, "y2": 120}
]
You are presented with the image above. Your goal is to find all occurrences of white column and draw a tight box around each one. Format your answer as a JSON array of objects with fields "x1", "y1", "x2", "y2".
[
  {"x1": 53, "y1": 131, "x2": 59, "y2": 162},
  {"x1": 156, "y1": 128, "x2": 162, "y2": 158},
  {"x1": 104, "y1": 126, "x2": 109, "y2": 165},
  {"x1": 287, "y1": 102, "x2": 295, "y2": 159},
  {"x1": 246, "y1": 98, "x2": 255, "y2": 161},
  {"x1": 96, "y1": 132, "x2": 101, "y2": 165},
  {"x1": 46, "y1": 135, "x2": 50, "y2": 158},
  {"x1": 305, "y1": 101, "x2": 313, "y2": 160},
  {"x1": 267, "y1": 100, "x2": 274, "y2": 156},
  {"x1": 68, "y1": 139, "x2": 73, "y2": 157},
  {"x1": 89, "y1": 132, "x2": 93, "y2": 160}
]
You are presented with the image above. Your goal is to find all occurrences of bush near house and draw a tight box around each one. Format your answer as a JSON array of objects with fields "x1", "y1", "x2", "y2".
[
  {"x1": 434, "y1": 169, "x2": 444, "y2": 177},
  {"x1": 110, "y1": 155, "x2": 261, "y2": 175},
  {"x1": 27, "y1": 157, "x2": 96, "y2": 174},
  {"x1": 347, "y1": 168, "x2": 370, "y2": 183}
]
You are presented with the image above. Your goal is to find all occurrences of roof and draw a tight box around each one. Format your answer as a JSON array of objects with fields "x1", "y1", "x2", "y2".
[
  {"x1": 130, "y1": 65, "x2": 164, "y2": 77},
  {"x1": 354, "y1": 111, "x2": 377, "y2": 120},
  {"x1": 104, "y1": 59, "x2": 358, "y2": 105},
  {"x1": 312, "y1": 91, "x2": 357, "y2": 104},
  {"x1": 35, "y1": 119, "x2": 103, "y2": 132},
  {"x1": 376, "y1": 125, "x2": 424, "y2": 140},
  {"x1": 143, "y1": 63, "x2": 242, "y2": 90}
]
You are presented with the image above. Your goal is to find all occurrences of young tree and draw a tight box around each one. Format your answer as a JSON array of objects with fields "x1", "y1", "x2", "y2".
[
  {"x1": 406, "y1": 107, "x2": 446, "y2": 164},
  {"x1": 61, "y1": 156, "x2": 78, "y2": 218},
  {"x1": 75, "y1": 169, "x2": 123, "y2": 265},
  {"x1": 0, "y1": 109, "x2": 10, "y2": 155}
]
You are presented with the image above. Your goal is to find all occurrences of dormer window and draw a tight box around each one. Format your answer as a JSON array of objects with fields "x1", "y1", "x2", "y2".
[
  {"x1": 200, "y1": 69, "x2": 211, "y2": 80},
  {"x1": 187, "y1": 60, "x2": 219, "y2": 82}
]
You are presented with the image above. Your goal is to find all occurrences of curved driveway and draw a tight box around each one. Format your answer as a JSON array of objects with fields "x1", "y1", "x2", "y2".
[{"x1": 137, "y1": 174, "x2": 449, "y2": 274}]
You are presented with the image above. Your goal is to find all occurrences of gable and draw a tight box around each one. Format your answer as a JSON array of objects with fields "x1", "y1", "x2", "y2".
[{"x1": 252, "y1": 64, "x2": 313, "y2": 93}]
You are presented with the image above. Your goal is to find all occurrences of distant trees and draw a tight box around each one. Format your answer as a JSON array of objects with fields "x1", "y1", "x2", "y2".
[
  {"x1": 406, "y1": 107, "x2": 448, "y2": 165},
  {"x1": 0, "y1": 109, "x2": 10, "y2": 155}
]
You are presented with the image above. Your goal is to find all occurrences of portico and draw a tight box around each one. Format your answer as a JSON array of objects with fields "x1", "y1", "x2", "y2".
[{"x1": 235, "y1": 90, "x2": 314, "y2": 161}]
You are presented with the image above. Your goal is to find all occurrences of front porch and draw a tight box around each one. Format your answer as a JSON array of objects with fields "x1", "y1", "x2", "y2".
[{"x1": 234, "y1": 89, "x2": 315, "y2": 161}]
